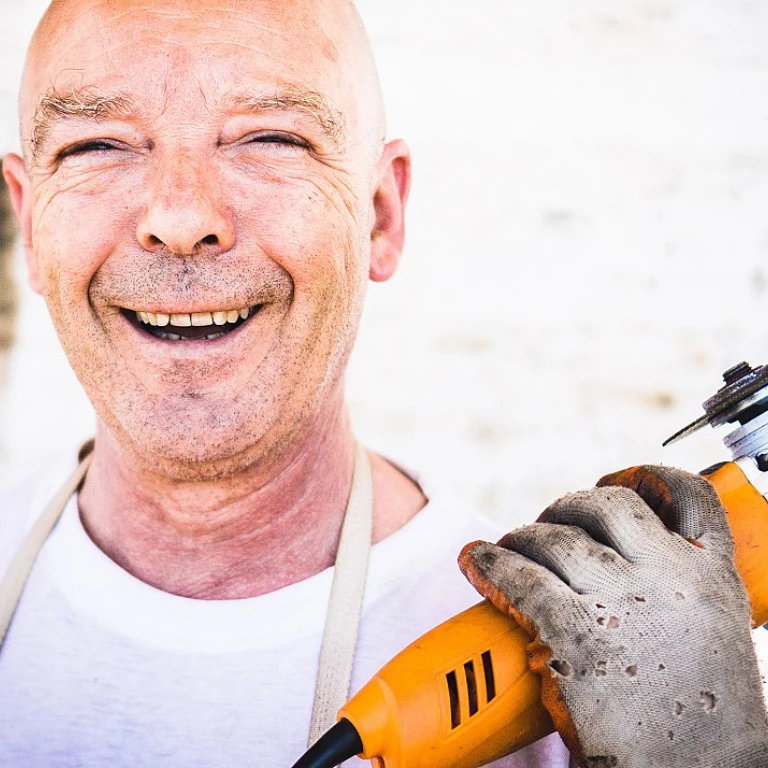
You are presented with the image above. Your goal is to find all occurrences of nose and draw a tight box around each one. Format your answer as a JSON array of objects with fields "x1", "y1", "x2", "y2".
[{"x1": 136, "y1": 156, "x2": 235, "y2": 255}]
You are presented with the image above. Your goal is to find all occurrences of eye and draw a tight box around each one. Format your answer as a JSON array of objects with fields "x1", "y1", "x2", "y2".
[
  {"x1": 241, "y1": 131, "x2": 311, "y2": 151},
  {"x1": 57, "y1": 139, "x2": 123, "y2": 161}
]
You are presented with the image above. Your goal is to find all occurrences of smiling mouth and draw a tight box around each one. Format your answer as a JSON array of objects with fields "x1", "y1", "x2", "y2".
[{"x1": 122, "y1": 305, "x2": 261, "y2": 341}]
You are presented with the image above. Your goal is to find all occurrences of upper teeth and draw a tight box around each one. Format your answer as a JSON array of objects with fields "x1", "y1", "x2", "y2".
[{"x1": 136, "y1": 307, "x2": 251, "y2": 327}]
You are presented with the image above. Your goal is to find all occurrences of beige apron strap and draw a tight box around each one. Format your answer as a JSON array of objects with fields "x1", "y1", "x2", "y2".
[
  {"x1": 307, "y1": 440, "x2": 374, "y2": 751},
  {"x1": 0, "y1": 448, "x2": 93, "y2": 649}
]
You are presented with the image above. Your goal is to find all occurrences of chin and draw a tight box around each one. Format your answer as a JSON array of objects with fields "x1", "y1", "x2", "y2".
[
  {"x1": 105, "y1": 398, "x2": 279, "y2": 480},
  {"x1": 92, "y1": 365, "x2": 340, "y2": 480}
]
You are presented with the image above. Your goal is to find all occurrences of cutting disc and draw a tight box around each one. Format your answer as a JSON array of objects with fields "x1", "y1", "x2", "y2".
[{"x1": 663, "y1": 362, "x2": 768, "y2": 447}]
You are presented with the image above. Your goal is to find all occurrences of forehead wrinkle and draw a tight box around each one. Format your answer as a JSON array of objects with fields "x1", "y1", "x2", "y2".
[
  {"x1": 24, "y1": 0, "x2": 382, "y2": 160},
  {"x1": 35, "y1": 4, "x2": 133, "y2": 68},
  {"x1": 228, "y1": 90, "x2": 347, "y2": 147}
]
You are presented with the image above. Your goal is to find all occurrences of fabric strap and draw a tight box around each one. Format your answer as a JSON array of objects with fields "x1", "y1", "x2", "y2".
[
  {"x1": 308, "y1": 439, "x2": 374, "y2": 748},
  {"x1": 0, "y1": 449, "x2": 93, "y2": 647},
  {"x1": 0, "y1": 440, "x2": 373, "y2": 764}
]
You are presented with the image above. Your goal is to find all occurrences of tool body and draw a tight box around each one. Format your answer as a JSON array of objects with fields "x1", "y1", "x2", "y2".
[{"x1": 292, "y1": 362, "x2": 768, "y2": 768}]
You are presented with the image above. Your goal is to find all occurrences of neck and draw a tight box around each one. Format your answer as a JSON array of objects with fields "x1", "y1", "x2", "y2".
[{"x1": 79, "y1": 405, "x2": 379, "y2": 599}]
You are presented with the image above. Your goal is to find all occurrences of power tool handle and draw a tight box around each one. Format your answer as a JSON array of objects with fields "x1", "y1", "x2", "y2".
[
  {"x1": 703, "y1": 461, "x2": 768, "y2": 627},
  {"x1": 339, "y1": 459, "x2": 768, "y2": 768}
]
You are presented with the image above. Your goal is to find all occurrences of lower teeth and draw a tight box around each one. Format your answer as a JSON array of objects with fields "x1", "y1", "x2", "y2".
[{"x1": 153, "y1": 329, "x2": 231, "y2": 341}]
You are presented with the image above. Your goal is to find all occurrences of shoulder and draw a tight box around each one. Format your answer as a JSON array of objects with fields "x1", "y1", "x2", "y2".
[
  {"x1": 0, "y1": 453, "x2": 80, "y2": 579},
  {"x1": 371, "y1": 451, "x2": 505, "y2": 546},
  {"x1": 361, "y1": 458, "x2": 505, "y2": 639}
]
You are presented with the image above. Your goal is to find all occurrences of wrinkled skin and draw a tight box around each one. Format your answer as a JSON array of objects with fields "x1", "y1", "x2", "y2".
[
  {"x1": 7, "y1": 0, "x2": 403, "y2": 477},
  {"x1": 3, "y1": 0, "x2": 420, "y2": 598}
]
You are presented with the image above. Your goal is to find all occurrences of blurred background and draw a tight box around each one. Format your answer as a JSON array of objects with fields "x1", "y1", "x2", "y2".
[{"x1": 1, "y1": 0, "x2": 768, "y2": 530}]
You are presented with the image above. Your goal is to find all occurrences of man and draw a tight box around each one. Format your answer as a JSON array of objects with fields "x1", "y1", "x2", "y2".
[
  {"x1": 0, "y1": 1, "x2": 569, "y2": 765},
  {"x1": 1, "y1": 1, "x2": 765, "y2": 767}
]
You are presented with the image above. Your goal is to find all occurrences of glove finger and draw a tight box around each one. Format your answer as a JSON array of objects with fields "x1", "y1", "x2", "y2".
[
  {"x1": 459, "y1": 540, "x2": 583, "y2": 638},
  {"x1": 537, "y1": 486, "x2": 681, "y2": 562},
  {"x1": 459, "y1": 541, "x2": 590, "y2": 765},
  {"x1": 497, "y1": 522, "x2": 633, "y2": 596},
  {"x1": 596, "y1": 465, "x2": 733, "y2": 553}
]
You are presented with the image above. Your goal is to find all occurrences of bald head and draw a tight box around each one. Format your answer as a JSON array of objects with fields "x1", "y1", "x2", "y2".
[
  {"x1": 2, "y1": 0, "x2": 411, "y2": 480},
  {"x1": 20, "y1": 0, "x2": 387, "y2": 166}
]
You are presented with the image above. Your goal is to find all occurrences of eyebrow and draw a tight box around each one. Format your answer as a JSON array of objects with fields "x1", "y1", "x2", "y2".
[
  {"x1": 30, "y1": 85, "x2": 347, "y2": 158},
  {"x1": 31, "y1": 87, "x2": 134, "y2": 157},
  {"x1": 226, "y1": 90, "x2": 347, "y2": 146}
]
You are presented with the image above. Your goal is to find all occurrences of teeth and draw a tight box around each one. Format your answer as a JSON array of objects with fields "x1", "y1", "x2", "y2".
[
  {"x1": 134, "y1": 307, "x2": 253, "y2": 329},
  {"x1": 191, "y1": 312, "x2": 213, "y2": 327}
]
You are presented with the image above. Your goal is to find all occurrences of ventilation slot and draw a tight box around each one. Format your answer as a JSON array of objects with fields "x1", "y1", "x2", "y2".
[
  {"x1": 446, "y1": 652, "x2": 496, "y2": 730},
  {"x1": 481, "y1": 650, "x2": 496, "y2": 702},
  {"x1": 446, "y1": 670, "x2": 460, "y2": 729},
  {"x1": 464, "y1": 661, "x2": 479, "y2": 716}
]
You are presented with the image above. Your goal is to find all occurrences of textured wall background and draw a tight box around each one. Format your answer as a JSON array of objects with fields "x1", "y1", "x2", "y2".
[
  {"x1": 1, "y1": 0, "x2": 768, "y2": 533},
  {"x1": 2, "y1": 0, "x2": 768, "y2": 703}
]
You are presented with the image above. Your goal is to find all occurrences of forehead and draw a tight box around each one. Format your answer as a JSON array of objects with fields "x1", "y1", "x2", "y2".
[{"x1": 26, "y1": 1, "x2": 354, "y2": 124}]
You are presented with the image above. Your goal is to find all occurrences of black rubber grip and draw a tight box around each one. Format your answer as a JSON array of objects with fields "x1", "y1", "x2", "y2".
[{"x1": 289, "y1": 719, "x2": 364, "y2": 768}]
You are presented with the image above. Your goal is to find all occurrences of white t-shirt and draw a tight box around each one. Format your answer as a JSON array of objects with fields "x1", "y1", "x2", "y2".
[{"x1": 0, "y1": 454, "x2": 574, "y2": 768}]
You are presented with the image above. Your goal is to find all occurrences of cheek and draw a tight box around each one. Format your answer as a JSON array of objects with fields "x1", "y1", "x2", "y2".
[
  {"x1": 32, "y1": 183, "x2": 134, "y2": 308},
  {"x1": 232, "y1": 170, "x2": 367, "y2": 293},
  {"x1": 231, "y1": 173, "x2": 369, "y2": 380}
]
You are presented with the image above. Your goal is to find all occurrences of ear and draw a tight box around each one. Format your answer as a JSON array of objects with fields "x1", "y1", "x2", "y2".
[
  {"x1": 369, "y1": 138, "x2": 411, "y2": 283},
  {"x1": 2, "y1": 153, "x2": 41, "y2": 294}
]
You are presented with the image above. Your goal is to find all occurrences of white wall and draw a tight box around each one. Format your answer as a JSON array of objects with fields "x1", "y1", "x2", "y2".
[{"x1": 1, "y1": 0, "x2": 768, "y2": 529}]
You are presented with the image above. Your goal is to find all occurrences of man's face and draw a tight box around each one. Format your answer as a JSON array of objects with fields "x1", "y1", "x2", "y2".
[{"x1": 6, "y1": 0, "x2": 408, "y2": 477}]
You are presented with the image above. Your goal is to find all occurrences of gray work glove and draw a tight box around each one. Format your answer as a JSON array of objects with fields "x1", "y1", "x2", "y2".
[{"x1": 459, "y1": 466, "x2": 768, "y2": 768}]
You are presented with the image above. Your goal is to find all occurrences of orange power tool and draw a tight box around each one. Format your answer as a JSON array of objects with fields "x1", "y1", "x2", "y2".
[{"x1": 292, "y1": 361, "x2": 768, "y2": 768}]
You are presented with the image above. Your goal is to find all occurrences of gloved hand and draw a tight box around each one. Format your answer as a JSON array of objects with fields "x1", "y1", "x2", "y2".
[{"x1": 459, "y1": 466, "x2": 768, "y2": 768}]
